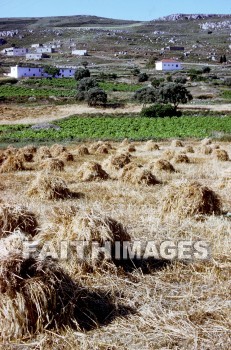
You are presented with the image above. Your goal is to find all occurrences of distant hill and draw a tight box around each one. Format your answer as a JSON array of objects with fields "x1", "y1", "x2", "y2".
[
  {"x1": 156, "y1": 13, "x2": 231, "y2": 21},
  {"x1": 0, "y1": 15, "x2": 140, "y2": 31}
]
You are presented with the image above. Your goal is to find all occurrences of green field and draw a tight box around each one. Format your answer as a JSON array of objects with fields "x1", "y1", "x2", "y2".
[{"x1": 0, "y1": 115, "x2": 231, "y2": 144}]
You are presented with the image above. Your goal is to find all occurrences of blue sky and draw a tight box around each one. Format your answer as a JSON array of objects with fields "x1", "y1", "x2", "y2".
[{"x1": 0, "y1": 0, "x2": 230, "y2": 20}]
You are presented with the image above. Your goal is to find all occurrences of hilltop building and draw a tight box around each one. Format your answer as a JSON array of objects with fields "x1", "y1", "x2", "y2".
[
  {"x1": 6, "y1": 65, "x2": 76, "y2": 79},
  {"x1": 155, "y1": 59, "x2": 182, "y2": 71}
]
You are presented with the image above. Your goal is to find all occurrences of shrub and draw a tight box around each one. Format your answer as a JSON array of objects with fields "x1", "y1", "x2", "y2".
[
  {"x1": 174, "y1": 77, "x2": 187, "y2": 84},
  {"x1": 86, "y1": 88, "x2": 107, "y2": 107},
  {"x1": 0, "y1": 78, "x2": 18, "y2": 86},
  {"x1": 74, "y1": 68, "x2": 90, "y2": 81},
  {"x1": 202, "y1": 66, "x2": 211, "y2": 73},
  {"x1": 140, "y1": 103, "x2": 181, "y2": 118},
  {"x1": 78, "y1": 77, "x2": 99, "y2": 91},
  {"x1": 151, "y1": 77, "x2": 165, "y2": 87},
  {"x1": 133, "y1": 87, "x2": 158, "y2": 104},
  {"x1": 138, "y1": 73, "x2": 149, "y2": 82}
]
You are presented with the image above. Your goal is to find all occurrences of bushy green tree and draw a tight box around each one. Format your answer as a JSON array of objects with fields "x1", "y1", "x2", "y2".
[
  {"x1": 74, "y1": 68, "x2": 90, "y2": 81},
  {"x1": 133, "y1": 87, "x2": 158, "y2": 104},
  {"x1": 158, "y1": 83, "x2": 192, "y2": 107},
  {"x1": 44, "y1": 66, "x2": 60, "y2": 78},
  {"x1": 138, "y1": 72, "x2": 149, "y2": 82},
  {"x1": 78, "y1": 77, "x2": 98, "y2": 91},
  {"x1": 86, "y1": 88, "x2": 107, "y2": 107},
  {"x1": 141, "y1": 103, "x2": 181, "y2": 118}
]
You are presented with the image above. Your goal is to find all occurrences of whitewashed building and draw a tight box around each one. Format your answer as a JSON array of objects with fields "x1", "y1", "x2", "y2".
[
  {"x1": 6, "y1": 65, "x2": 76, "y2": 79},
  {"x1": 26, "y1": 53, "x2": 46, "y2": 60},
  {"x1": 2, "y1": 47, "x2": 28, "y2": 56},
  {"x1": 155, "y1": 59, "x2": 182, "y2": 71},
  {"x1": 36, "y1": 47, "x2": 55, "y2": 53},
  {"x1": 72, "y1": 49, "x2": 88, "y2": 56}
]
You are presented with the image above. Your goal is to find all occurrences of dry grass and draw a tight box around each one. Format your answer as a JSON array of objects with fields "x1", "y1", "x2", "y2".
[
  {"x1": 162, "y1": 181, "x2": 222, "y2": 218},
  {"x1": 27, "y1": 171, "x2": 71, "y2": 200},
  {"x1": 0, "y1": 204, "x2": 38, "y2": 238},
  {"x1": 213, "y1": 149, "x2": 229, "y2": 161},
  {"x1": 38, "y1": 158, "x2": 65, "y2": 172},
  {"x1": 0, "y1": 139, "x2": 231, "y2": 349},
  {"x1": 76, "y1": 161, "x2": 109, "y2": 181},
  {"x1": 0, "y1": 155, "x2": 25, "y2": 173}
]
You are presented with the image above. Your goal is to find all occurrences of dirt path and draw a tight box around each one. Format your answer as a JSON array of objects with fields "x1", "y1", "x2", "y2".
[{"x1": 0, "y1": 103, "x2": 230, "y2": 125}]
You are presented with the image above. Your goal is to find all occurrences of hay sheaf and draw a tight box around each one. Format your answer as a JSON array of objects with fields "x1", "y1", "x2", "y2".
[
  {"x1": 104, "y1": 153, "x2": 132, "y2": 172},
  {"x1": 162, "y1": 181, "x2": 222, "y2": 218},
  {"x1": 162, "y1": 149, "x2": 175, "y2": 160},
  {"x1": 36, "y1": 146, "x2": 52, "y2": 160},
  {"x1": 0, "y1": 205, "x2": 38, "y2": 238},
  {"x1": 150, "y1": 159, "x2": 175, "y2": 173},
  {"x1": 174, "y1": 154, "x2": 190, "y2": 163},
  {"x1": 0, "y1": 256, "x2": 79, "y2": 340},
  {"x1": 16, "y1": 149, "x2": 34, "y2": 163},
  {"x1": 27, "y1": 172, "x2": 71, "y2": 200},
  {"x1": 96, "y1": 145, "x2": 109, "y2": 154},
  {"x1": 58, "y1": 151, "x2": 74, "y2": 162},
  {"x1": 0, "y1": 156, "x2": 25, "y2": 173},
  {"x1": 0, "y1": 150, "x2": 7, "y2": 165},
  {"x1": 127, "y1": 145, "x2": 136, "y2": 153},
  {"x1": 76, "y1": 161, "x2": 109, "y2": 181},
  {"x1": 185, "y1": 145, "x2": 195, "y2": 153},
  {"x1": 38, "y1": 158, "x2": 65, "y2": 172},
  {"x1": 76, "y1": 145, "x2": 90, "y2": 156},
  {"x1": 171, "y1": 140, "x2": 184, "y2": 148},
  {"x1": 214, "y1": 149, "x2": 229, "y2": 161},
  {"x1": 121, "y1": 163, "x2": 159, "y2": 186},
  {"x1": 201, "y1": 138, "x2": 212, "y2": 146},
  {"x1": 199, "y1": 145, "x2": 212, "y2": 155},
  {"x1": 50, "y1": 144, "x2": 66, "y2": 157},
  {"x1": 145, "y1": 140, "x2": 160, "y2": 151}
]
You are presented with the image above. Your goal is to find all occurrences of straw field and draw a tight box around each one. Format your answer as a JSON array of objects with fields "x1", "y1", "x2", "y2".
[{"x1": 0, "y1": 139, "x2": 230, "y2": 349}]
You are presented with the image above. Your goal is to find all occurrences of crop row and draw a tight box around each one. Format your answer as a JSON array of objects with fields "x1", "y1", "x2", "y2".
[{"x1": 0, "y1": 115, "x2": 230, "y2": 143}]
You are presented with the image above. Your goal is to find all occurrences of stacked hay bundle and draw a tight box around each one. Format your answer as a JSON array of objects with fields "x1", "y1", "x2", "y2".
[
  {"x1": 27, "y1": 172, "x2": 71, "y2": 200},
  {"x1": 162, "y1": 149, "x2": 175, "y2": 160},
  {"x1": 0, "y1": 155, "x2": 25, "y2": 173},
  {"x1": 199, "y1": 145, "x2": 213, "y2": 155},
  {"x1": 171, "y1": 140, "x2": 184, "y2": 148},
  {"x1": 76, "y1": 145, "x2": 90, "y2": 156},
  {"x1": 120, "y1": 163, "x2": 159, "y2": 186},
  {"x1": 145, "y1": 140, "x2": 160, "y2": 151},
  {"x1": 0, "y1": 150, "x2": 7, "y2": 166},
  {"x1": 38, "y1": 158, "x2": 65, "y2": 172},
  {"x1": 0, "y1": 204, "x2": 38, "y2": 238},
  {"x1": 103, "y1": 153, "x2": 132, "y2": 173},
  {"x1": 16, "y1": 145, "x2": 37, "y2": 163},
  {"x1": 41, "y1": 207, "x2": 131, "y2": 273},
  {"x1": 184, "y1": 145, "x2": 195, "y2": 153},
  {"x1": 213, "y1": 149, "x2": 229, "y2": 161},
  {"x1": 201, "y1": 138, "x2": 212, "y2": 146},
  {"x1": 95, "y1": 144, "x2": 109, "y2": 154},
  {"x1": 36, "y1": 146, "x2": 52, "y2": 161},
  {"x1": 50, "y1": 144, "x2": 66, "y2": 157},
  {"x1": 173, "y1": 153, "x2": 190, "y2": 164},
  {"x1": 59, "y1": 151, "x2": 74, "y2": 162},
  {"x1": 150, "y1": 159, "x2": 175, "y2": 173},
  {"x1": 162, "y1": 181, "x2": 221, "y2": 218},
  {"x1": 127, "y1": 145, "x2": 136, "y2": 153},
  {"x1": 76, "y1": 161, "x2": 109, "y2": 181}
]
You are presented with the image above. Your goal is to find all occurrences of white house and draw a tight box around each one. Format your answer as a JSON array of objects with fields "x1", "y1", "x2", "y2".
[
  {"x1": 155, "y1": 59, "x2": 182, "y2": 71},
  {"x1": 6, "y1": 65, "x2": 76, "y2": 79},
  {"x1": 72, "y1": 49, "x2": 88, "y2": 56},
  {"x1": 26, "y1": 53, "x2": 46, "y2": 60},
  {"x1": 2, "y1": 47, "x2": 28, "y2": 56},
  {"x1": 36, "y1": 47, "x2": 55, "y2": 54}
]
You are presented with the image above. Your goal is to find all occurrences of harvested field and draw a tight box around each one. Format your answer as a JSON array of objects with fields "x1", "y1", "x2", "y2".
[{"x1": 0, "y1": 139, "x2": 230, "y2": 349}]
